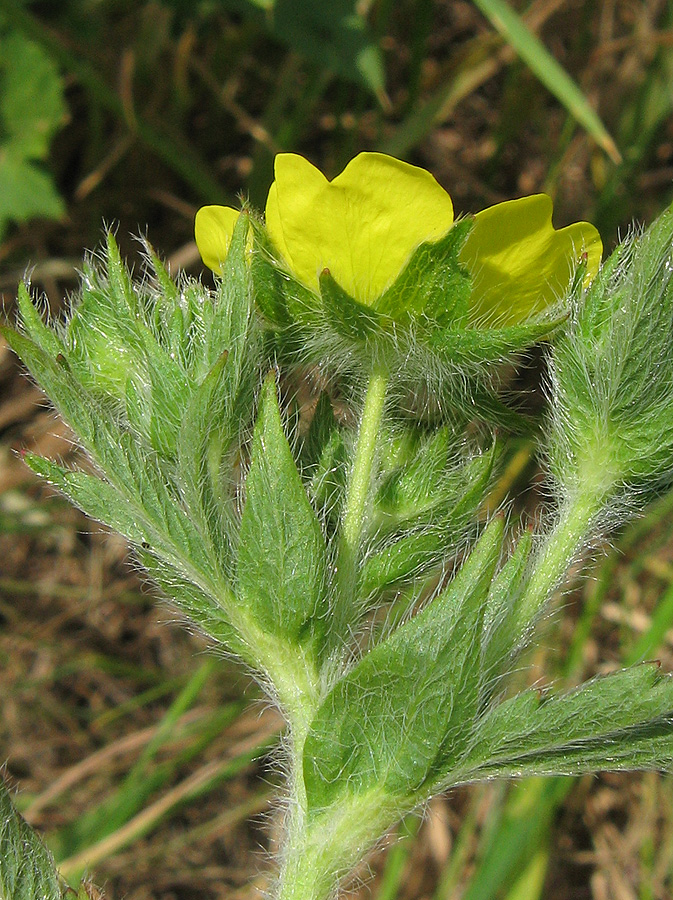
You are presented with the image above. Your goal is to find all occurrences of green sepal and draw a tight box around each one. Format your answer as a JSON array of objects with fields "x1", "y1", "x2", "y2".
[
  {"x1": 0, "y1": 778, "x2": 63, "y2": 900},
  {"x1": 457, "y1": 663, "x2": 673, "y2": 784},
  {"x1": 427, "y1": 316, "x2": 566, "y2": 367},
  {"x1": 237, "y1": 374, "x2": 329, "y2": 656},
  {"x1": 249, "y1": 217, "x2": 320, "y2": 330},
  {"x1": 374, "y1": 218, "x2": 473, "y2": 327},
  {"x1": 319, "y1": 268, "x2": 387, "y2": 341},
  {"x1": 303, "y1": 518, "x2": 504, "y2": 811}
]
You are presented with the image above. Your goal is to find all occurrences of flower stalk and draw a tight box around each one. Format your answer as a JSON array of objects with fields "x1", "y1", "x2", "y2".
[{"x1": 336, "y1": 357, "x2": 389, "y2": 609}]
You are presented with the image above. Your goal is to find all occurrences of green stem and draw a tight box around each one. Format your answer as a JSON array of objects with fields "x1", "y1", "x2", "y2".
[
  {"x1": 276, "y1": 791, "x2": 395, "y2": 900},
  {"x1": 515, "y1": 487, "x2": 605, "y2": 636},
  {"x1": 337, "y1": 358, "x2": 389, "y2": 606}
]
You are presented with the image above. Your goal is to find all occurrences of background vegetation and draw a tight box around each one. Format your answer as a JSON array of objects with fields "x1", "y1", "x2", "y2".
[{"x1": 2, "y1": 1, "x2": 673, "y2": 898}]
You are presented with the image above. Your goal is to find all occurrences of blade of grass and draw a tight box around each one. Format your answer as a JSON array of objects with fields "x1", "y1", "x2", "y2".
[
  {"x1": 50, "y1": 659, "x2": 227, "y2": 859},
  {"x1": 432, "y1": 787, "x2": 484, "y2": 900},
  {"x1": 57, "y1": 718, "x2": 280, "y2": 882},
  {"x1": 470, "y1": 0, "x2": 621, "y2": 163},
  {"x1": 627, "y1": 581, "x2": 673, "y2": 665},
  {"x1": 23, "y1": 707, "x2": 213, "y2": 818},
  {"x1": 381, "y1": 0, "x2": 565, "y2": 159},
  {"x1": 374, "y1": 814, "x2": 423, "y2": 900},
  {"x1": 461, "y1": 778, "x2": 567, "y2": 900}
]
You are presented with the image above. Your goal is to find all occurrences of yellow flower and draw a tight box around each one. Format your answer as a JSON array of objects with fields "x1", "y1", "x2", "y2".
[
  {"x1": 195, "y1": 205, "x2": 245, "y2": 273},
  {"x1": 461, "y1": 194, "x2": 602, "y2": 326},
  {"x1": 195, "y1": 153, "x2": 602, "y2": 325},
  {"x1": 265, "y1": 153, "x2": 455, "y2": 305}
]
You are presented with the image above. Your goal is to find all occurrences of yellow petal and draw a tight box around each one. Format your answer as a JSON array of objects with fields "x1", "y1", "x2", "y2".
[
  {"x1": 460, "y1": 194, "x2": 603, "y2": 326},
  {"x1": 265, "y1": 153, "x2": 454, "y2": 304},
  {"x1": 195, "y1": 205, "x2": 241, "y2": 273}
]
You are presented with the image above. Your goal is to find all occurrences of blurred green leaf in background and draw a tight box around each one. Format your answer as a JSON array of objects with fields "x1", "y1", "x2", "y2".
[{"x1": 0, "y1": 21, "x2": 66, "y2": 239}]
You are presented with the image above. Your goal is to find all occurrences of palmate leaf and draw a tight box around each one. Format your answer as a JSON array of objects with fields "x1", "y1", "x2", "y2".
[
  {"x1": 303, "y1": 518, "x2": 504, "y2": 812},
  {"x1": 0, "y1": 779, "x2": 63, "y2": 900},
  {"x1": 451, "y1": 663, "x2": 673, "y2": 786}
]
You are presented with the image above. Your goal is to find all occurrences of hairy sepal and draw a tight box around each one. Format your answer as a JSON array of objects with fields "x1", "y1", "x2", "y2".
[{"x1": 373, "y1": 218, "x2": 472, "y2": 325}]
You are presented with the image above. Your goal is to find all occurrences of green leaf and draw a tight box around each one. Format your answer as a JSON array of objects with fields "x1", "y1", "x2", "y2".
[
  {"x1": 308, "y1": 427, "x2": 348, "y2": 531},
  {"x1": 2, "y1": 327, "x2": 99, "y2": 449},
  {"x1": 0, "y1": 153, "x2": 64, "y2": 236},
  {"x1": 374, "y1": 427, "x2": 452, "y2": 521},
  {"x1": 360, "y1": 445, "x2": 496, "y2": 598},
  {"x1": 65, "y1": 258, "x2": 140, "y2": 396},
  {"x1": 358, "y1": 527, "x2": 445, "y2": 598},
  {"x1": 16, "y1": 282, "x2": 64, "y2": 358},
  {"x1": 176, "y1": 350, "x2": 237, "y2": 569},
  {"x1": 374, "y1": 218, "x2": 472, "y2": 326},
  {"x1": 459, "y1": 664, "x2": 673, "y2": 783},
  {"x1": 138, "y1": 550, "x2": 247, "y2": 660},
  {"x1": 481, "y1": 529, "x2": 534, "y2": 678},
  {"x1": 304, "y1": 518, "x2": 504, "y2": 811},
  {"x1": 22, "y1": 454, "x2": 151, "y2": 546},
  {"x1": 0, "y1": 778, "x2": 63, "y2": 900},
  {"x1": 0, "y1": 29, "x2": 66, "y2": 158},
  {"x1": 237, "y1": 374, "x2": 329, "y2": 653},
  {"x1": 302, "y1": 391, "x2": 338, "y2": 471}
]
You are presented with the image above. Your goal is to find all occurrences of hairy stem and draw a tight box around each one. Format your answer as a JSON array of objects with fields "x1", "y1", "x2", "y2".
[
  {"x1": 336, "y1": 358, "x2": 389, "y2": 608},
  {"x1": 516, "y1": 467, "x2": 612, "y2": 636},
  {"x1": 276, "y1": 791, "x2": 395, "y2": 900}
]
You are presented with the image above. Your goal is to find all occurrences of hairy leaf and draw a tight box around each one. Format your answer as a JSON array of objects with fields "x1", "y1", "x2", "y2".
[
  {"x1": 304, "y1": 518, "x2": 504, "y2": 811},
  {"x1": 0, "y1": 779, "x2": 63, "y2": 900},
  {"x1": 237, "y1": 375, "x2": 329, "y2": 655},
  {"x1": 456, "y1": 664, "x2": 673, "y2": 784}
]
